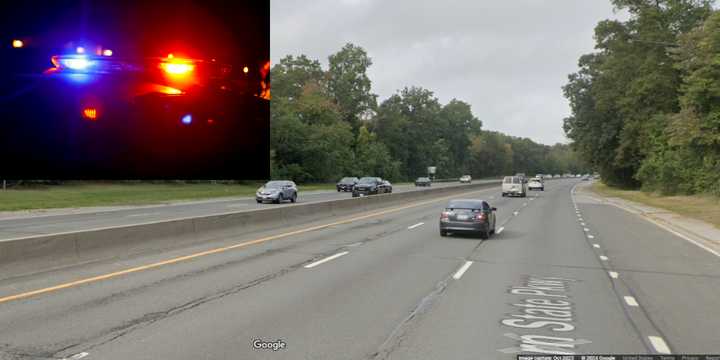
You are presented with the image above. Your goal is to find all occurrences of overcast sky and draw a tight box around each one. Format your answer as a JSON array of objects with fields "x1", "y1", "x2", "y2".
[{"x1": 271, "y1": 0, "x2": 628, "y2": 145}]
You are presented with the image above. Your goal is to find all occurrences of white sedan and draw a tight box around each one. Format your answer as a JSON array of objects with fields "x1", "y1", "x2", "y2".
[{"x1": 528, "y1": 178, "x2": 544, "y2": 191}]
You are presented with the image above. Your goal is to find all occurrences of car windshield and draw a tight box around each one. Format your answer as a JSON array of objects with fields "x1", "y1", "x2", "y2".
[
  {"x1": 447, "y1": 200, "x2": 482, "y2": 210},
  {"x1": 264, "y1": 181, "x2": 285, "y2": 189},
  {"x1": 358, "y1": 177, "x2": 377, "y2": 184},
  {"x1": 418, "y1": 177, "x2": 429, "y2": 181},
  {"x1": 340, "y1": 177, "x2": 355, "y2": 182}
]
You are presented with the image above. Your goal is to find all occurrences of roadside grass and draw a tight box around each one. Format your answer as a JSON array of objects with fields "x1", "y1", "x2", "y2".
[
  {"x1": 590, "y1": 182, "x2": 720, "y2": 228},
  {"x1": 0, "y1": 182, "x2": 338, "y2": 212}
]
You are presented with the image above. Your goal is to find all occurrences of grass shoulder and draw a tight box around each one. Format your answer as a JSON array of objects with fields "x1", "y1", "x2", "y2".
[
  {"x1": 590, "y1": 182, "x2": 720, "y2": 229},
  {"x1": 0, "y1": 182, "x2": 338, "y2": 212}
]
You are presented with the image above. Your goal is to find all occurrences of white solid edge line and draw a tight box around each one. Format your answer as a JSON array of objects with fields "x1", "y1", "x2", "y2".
[
  {"x1": 407, "y1": 222, "x2": 424, "y2": 230},
  {"x1": 648, "y1": 336, "x2": 671, "y2": 354},
  {"x1": 609, "y1": 271, "x2": 619, "y2": 279},
  {"x1": 453, "y1": 261, "x2": 473, "y2": 280},
  {"x1": 304, "y1": 251, "x2": 349, "y2": 269},
  {"x1": 497, "y1": 226, "x2": 505, "y2": 234},
  {"x1": 593, "y1": 243, "x2": 600, "y2": 248},
  {"x1": 624, "y1": 296, "x2": 639, "y2": 307},
  {"x1": 599, "y1": 255, "x2": 609, "y2": 261}
]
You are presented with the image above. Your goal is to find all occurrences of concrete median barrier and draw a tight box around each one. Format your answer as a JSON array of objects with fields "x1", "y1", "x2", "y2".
[{"x1": 0, "y1": 181, "x2": 500, "y2": 280}]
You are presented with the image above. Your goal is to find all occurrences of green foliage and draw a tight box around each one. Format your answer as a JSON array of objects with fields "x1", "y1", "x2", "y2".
[
  {"x1": 272, "y1": 44, "x2": 590, "y2": 183},
  {"x1": 565, "y1": 1, "x2": 718, "y2": 194}
]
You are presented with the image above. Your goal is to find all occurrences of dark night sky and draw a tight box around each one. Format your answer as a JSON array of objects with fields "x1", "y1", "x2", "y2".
[{"x1": 1, "y1": 0, "x2": 268, "y2": 65}]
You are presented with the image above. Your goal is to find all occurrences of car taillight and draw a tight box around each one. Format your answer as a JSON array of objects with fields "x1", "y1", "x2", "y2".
[
  {"x1": 440, "y1": 211, "x2": 450, "y2": 220},
  {"x1": 474, "y1": 213, "x2": 486, "y2": 222}
]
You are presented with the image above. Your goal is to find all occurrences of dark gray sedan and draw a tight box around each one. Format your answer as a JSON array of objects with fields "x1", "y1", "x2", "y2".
[
  {"x1": 439, "y1": 199, "x2": 497, "y2": 239},
  {"x1": 256, "y1": 180, "x2": 298, "y2": 204}
]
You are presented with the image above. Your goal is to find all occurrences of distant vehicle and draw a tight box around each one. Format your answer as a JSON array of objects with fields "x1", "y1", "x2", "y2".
[
  {"x1": 593, "y1": 174, "x2": 600, "y2": 179},
  {"x1": 554, "y1": 174, "x2": 561, "y2": 178},
  {"x1": 439, "y1": 199, "x2": 497, "y2": 239},
  {"x1": 528, "y1": 177, "x2": 544, "y2": 191},
  {"x1": 582, "y1": 175, "x2": 590, "y2": 181},
  {"x1": 459, "y1": 175, "x2": 472, "y2": 184},
  {"x1": 336, "y1": 177, "x2": 359, "y2": 192},
  {"x1": 502, "y1": 176, "x2": 527, "y2": 197},
  {"x1": 415, "y1": 177, "x2": 432, "y2": 187},
  {"x1": 256, "y1": 180, "x2": 297, "y2": 204},
  {"x1": 352, "y1": 177, "x2": 391, "y2": 197}
]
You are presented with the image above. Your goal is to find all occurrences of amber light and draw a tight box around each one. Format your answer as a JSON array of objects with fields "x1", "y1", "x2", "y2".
[
  {"x1": 82, "y1": 107, "x2": 98, "y2": 121},
  {"x1": 12, "y1": 39, "x2": 23, "y2": 48}
]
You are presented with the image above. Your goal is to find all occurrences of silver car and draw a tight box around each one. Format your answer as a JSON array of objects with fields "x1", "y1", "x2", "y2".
[{"x1": 256, "y1": 180, "x2": 298, "y2": 204}]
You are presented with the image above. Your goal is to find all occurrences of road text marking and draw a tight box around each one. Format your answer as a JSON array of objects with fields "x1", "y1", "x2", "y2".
[{"x1": 304, "y1": 251, "x2": 349, "y2": 269}]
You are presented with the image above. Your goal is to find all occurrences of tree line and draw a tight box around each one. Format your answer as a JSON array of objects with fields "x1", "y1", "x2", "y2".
[
  {"x1": 564, "y1": 0, "x2": 719, "y2": 195},
  {"x1": 271, "y1": 43, "x2": 589, "y2": 183}
]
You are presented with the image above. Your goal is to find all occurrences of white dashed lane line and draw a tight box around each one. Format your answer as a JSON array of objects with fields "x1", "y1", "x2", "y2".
[
  {"x1": 407, "y1": 222, "x2": 424, "y2": 230},
  {"x1": 624, "y1": 296, "x2": 639, "y2": 307},
  {"x1": 593, "y1": 244, "x2": 600, "y2": 248},
  {"x1": 609, "y1": 271, "x2": 619, "y2": 279},
  {"x1": 587, "y1": 235, "x2": 595, "y2": 239},
  {"x1": 496, "y1": 227, "x2": 504, "y2": 234},
  {"x1": 513, "y1": 211, "x2": 519, "y2": 216},
  {"x1": 648, "y1": 336, "x2": 672, "y2": 354},
  {"x1": 583, "y1": 228, "x2": 590, "y2": 232},
  {"x1": 304, "y1": 251, "x2": 349, "y2": 269},
  {"x1": 599, "y1": 255, "x2": 609, "y2": 261},
  {"x1": 453, "y1": 261, "x2": 473, "y2": 280}
]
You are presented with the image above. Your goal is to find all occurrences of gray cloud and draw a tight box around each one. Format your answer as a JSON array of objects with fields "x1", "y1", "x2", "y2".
[{"x1": 272, "y1": 0, "x2": 627, "y2": 145}]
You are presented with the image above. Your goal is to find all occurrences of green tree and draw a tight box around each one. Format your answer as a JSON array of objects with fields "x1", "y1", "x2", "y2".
[{"x1": 327, "y1": 43, "x2": 378, "y2": 130}]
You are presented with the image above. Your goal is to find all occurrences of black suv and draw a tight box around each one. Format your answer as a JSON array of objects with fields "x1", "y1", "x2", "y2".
[{"x1": 415, "y1": 177, "x2": 432, "y2": 187}]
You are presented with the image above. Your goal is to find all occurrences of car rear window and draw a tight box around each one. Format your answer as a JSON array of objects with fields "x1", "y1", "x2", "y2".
[
  {"x1": 503, "y1": 177, "x2": 512, "y2": 183},
  {"x1": 512, "y1": 177, "x2": 521, "y2": 184},
  {"x1": 447, "y1": 200, "x2": 482, "y2": 209}
]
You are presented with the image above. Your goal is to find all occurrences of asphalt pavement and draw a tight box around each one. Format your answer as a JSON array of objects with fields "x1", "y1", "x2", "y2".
[{"x1": 0, "y1": 178, "x2": 717, "y2": 359}]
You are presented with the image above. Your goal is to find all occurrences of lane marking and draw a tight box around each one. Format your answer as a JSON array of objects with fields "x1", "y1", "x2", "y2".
[
  {"x1": 407, "y1": 222, "x2": 424, "y2": 230},
  {"x1": 126, "y1": 212, "x2": 159, "y2": 218},
  {"x1": 513, "y1": 211, "x2": 519, "y2": 216},
  {"x1": 0, "y1": 186, "x2": 500, "y2": 304},
  {"x1": 587, "y1": 234, "x2": 595, "y2": 239},
  {"x1": 593, "y1": 244, "x2": 600, "y2": 248},
  {"x1": 580, "y1": 222, "x2": 586, "y2": 226},
  {"x1": 599, "y1": 255, "x2": 609, "y2": 261},
  {"x1": 522, "y1": 202, "x2": 527, "y2": 207},
  {"x1": 453, "y1": 261, "x2": 473, "y2": 280},
  {"x1": 609, "y1": 271, "x2": 619, "y2": 279},
  {"x1": 62, "y1": 352, "x2": 89, "y2": 360},
  {"x1": 583, "y1": 228, "x2": 590, "y2": 232},
  {"x1": 304, "y1": 251, "x2": 349, "y2": 269},
  {"x1": 624, "y1": 296, "x2": 639, "y2": 307},
  {"x1": 648, "y1": 336, "x2": 671, "y2": 354},
  {"x1": 496, "y1": 227, "x2": 504, "y2": 234}
]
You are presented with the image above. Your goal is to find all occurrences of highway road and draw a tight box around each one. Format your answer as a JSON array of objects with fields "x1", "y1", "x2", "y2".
[
  {"x1": 0, "y1": 181, "x2": 493, "y2": 241},
  {"x1": 0, "y1": 179, "x2": 718, "y2": 359}
]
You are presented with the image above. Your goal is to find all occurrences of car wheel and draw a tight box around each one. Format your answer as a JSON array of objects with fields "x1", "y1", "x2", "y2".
[
  {"x1": 291, "y1": 193, "x2": 297, "y2": 203},
  {"x1": 352, "y1": 193, "x2": 358, "y2": 198},
  {"x1": 440, "y1": 229, "x2": 448, "y2": 237},
  {"x1": 275, "y1": 194, "x2": 283, "y2": 204}
]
